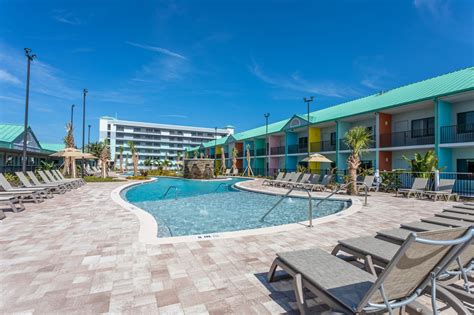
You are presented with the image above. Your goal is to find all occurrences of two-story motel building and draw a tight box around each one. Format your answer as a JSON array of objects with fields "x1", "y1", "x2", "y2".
[{"x1": 188, "y1": 67, "x2": 474, "y2": 176}]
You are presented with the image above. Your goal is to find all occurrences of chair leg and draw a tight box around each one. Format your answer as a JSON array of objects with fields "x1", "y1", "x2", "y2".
[
  {"x1": 267, "y1": 258, "x2": 278, "y2": 282},
  {"x1": 365, "y1": 255, "x2": 377, "y2": 276},
  {"x1": 293, "y1": 273, "x2": 308, "y2": 315}
]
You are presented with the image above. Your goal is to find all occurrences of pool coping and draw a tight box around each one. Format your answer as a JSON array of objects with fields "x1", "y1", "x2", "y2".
[{"x1": 111, "y1": 177, "x2": 362, "y2": 245}]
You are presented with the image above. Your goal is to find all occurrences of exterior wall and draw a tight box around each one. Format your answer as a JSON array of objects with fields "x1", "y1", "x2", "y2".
[
  {"x1": 391, "y1": 106, "x2": 434, "y2": 132},
  {"x1": 451, "y1": 99, "x2": 474, "y2": 124},
  {"x1": 392, "y1": 148, "x2": 431, "y2": 169},
  {"x1": 451, "y1": 147, "x2": 474, "y2": 172}
]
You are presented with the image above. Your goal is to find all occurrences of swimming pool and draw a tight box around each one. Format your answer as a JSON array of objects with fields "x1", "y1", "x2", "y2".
[{"x1": 123, "y1": 177, "x2": 350, "y2": 238}]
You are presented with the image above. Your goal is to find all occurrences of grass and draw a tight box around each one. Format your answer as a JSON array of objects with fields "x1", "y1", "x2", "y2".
[{"x1": 126, "y1": 176, "x2": 150, "y2": 180}]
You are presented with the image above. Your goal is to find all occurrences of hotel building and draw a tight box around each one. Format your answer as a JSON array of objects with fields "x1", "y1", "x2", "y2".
[
  {"x1": 188, "y1": 67, "x2": 474, "y2": 179},
  {"x1": 99, "y1": 117, "x2": 234, "y2": 164}
]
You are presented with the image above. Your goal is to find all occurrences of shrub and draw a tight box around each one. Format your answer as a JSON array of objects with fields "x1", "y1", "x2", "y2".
[
  {"x1": 126, "y1": 176, "x2": 149, "y2": 180},
  {"x1": 4, "y1": 173, "x2": 20, "y2": 186},
  {"x1": 140, "y1": 170, "x2": 149, "y2": 177},
  {"x1": 84, "y1": 176, "x2": 120, "y2": 182}
]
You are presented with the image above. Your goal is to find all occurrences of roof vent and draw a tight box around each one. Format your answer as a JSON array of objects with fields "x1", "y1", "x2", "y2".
[{"x1": 377, "y1": 90, "x2": 385, "y2": 96}]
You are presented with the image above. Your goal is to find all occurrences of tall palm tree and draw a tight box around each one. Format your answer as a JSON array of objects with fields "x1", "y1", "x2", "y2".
[
  {"x1": 99, "y1": 140, "x2": 110, "y2": 178},
  {"x1": 63, "y1": 123, "x2": 75, "y2": 176},
  {"x1": 232, "y1": 147, "x2": 238, "y2": 172},
  {"x1": 127, "y1": 141, "x2": 138, "y2": 176},
  {"x1": 344, "y1": 126, "x2": 372, "y2": 195},
  {"x1": 118, "y1": 145, "x2": 124, "y2": 173}
]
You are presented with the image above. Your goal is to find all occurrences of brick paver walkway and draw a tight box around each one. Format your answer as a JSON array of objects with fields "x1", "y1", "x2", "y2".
[{"x1": 0, "y1": 180, "x2": 461, "y2": 314}]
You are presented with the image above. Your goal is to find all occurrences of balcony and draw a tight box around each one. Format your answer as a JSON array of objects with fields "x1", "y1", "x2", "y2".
[
  {"x1": 270, "y1": 146, "x2": 285, "y2": 155},
  {"x1": 256, "y1": 148, "x2": 266, "y2": 156},
  {"x1": 310, "y1": 141, "x2": 336, "y2": 152},
  {"x1": 339, "y1": 138, "x2": 375, "y2": 151},
  {"x1": 380, "y1": 128, "x2": 434, "y2": 148},
  {"x1": 440, "y1": 124, "x2": 474, "y2": 144},
  {"x1": 288, "y1": 144, "x2": 308, "y2": 154}
]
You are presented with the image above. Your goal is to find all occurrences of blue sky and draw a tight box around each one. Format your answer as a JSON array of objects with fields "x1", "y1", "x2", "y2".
[{"x1": 0, "y1": 0, "x2": 473, "y2": 145}]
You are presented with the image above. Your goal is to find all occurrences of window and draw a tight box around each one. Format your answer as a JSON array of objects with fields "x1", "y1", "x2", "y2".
[
  {"x1": 298, "y1": 137, "x2": 308, "y2": 147},
  {"x1": 330, "y1": 132, "x2": 336, "y2": 146},
  {"x1": 457, "y1": 111, "x2": 474, "y2": 133},
  {"x1": 457, "y1": 159, "x2": 474, "y2": 173},
  {"x1": 411, "y1": 117, "x2": 434, "y2": 138}
]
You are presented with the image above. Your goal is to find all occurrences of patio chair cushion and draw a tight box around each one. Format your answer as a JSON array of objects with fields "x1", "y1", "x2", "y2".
[
  {"x1": 277, "y1": 248, "x2": 376, "y2": 311},
  {"x1": 377, "y1": 228, "x2": 416, "y2": 243}
]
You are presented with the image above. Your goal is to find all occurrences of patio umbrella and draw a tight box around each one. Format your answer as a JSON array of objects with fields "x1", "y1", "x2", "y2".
[
  {"x1": 301, "y1": 153, "x2": 333, "y2": 163},
  {"x1": 50, "y1": 148, "x2": 97, "y2": 178}
]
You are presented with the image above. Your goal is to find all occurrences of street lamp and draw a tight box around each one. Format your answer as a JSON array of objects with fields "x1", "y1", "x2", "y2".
[
  {"x1": 22, "y1": 48, "x2": 36, "y2": 173},
  {"x1": 214, "y1": 127, "x2": 217, "y2": 174},
  {"x1": 70, "y1": 104, "x2": 75, "y2": 128},
  {"x1": 88, "y1": 124, "x2": 91, "y2": 148},
  {"x1": 81, "y1": 88, "x2": 88, "y2": 177},
  {"x1": 303, "y1": 96, "x2": 314, "y2": 158},
  {"x1": 264, "y1": 113, "x2": 270, "y2": 177}
]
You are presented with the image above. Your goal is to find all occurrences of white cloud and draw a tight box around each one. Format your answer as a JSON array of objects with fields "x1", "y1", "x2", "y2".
[
  {"x1": 125, "y1": 41, "x2": 186, "y2": 60},
  {"x1": 157, "y1": 114, "x2": 188, "y2": 119},
  {"x1": 250, "y1": 61, "x2": 358, "y2": 98},
  {"x1": 53, "y1": 10, "x2": 82, "y2": 25},
  {"x1": 0, "y1": 69, "x2": 21, "y2": 85}
]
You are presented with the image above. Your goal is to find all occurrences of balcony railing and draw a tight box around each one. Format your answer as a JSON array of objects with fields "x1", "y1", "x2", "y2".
[
  {"x1": 270, "y1": 146, "x2": 285, "y2": 155},
  {"x1": 380, "y1": 129, "x2": 434, "y2": 148},
  {"x1": 440, "y1": 124, "x2": 474, "y2": 144},
  {"x1": 339, "y1": 138, "x2": 375, "y2": 151},
  {"x1": 310, "y1": 141, "x2": 336, "y2": 152},
  {"x1": 237, "y1": 151, "x2": 243, "y2": 158},
  {"x1": 256, "y1": 148, "x2": 266, "y2": 156}
]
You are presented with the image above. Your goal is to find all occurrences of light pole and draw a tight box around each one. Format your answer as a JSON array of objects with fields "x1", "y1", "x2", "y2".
[
  {"x1": 264, "y1": 113, "x2": 270, "y2": 177},
  {"x1": 303, "y1": 96, "x2": 314, "y2": 158},
  {"x1": 88, "y1": 124, "x2": 91, "y2": 148},
  {"x1": 70, "y1": 104, "x2": 75, "y2": 128},
  {"x1": 22, "y1": 48, "x2": 36, "y2": 173},
  {"x1": 81, "y1": 88, "x2": 88, "y2": 177},
  {"x1": 214, "y1": 127, "x2": 217, "y2": 174}
]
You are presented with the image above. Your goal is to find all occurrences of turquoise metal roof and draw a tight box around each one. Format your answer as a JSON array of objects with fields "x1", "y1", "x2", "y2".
[
  {"x1": 0, "y1": 124, "x2": 24, "y2": 143},
  {"x1": 197, "y1": 67, "x2": 474, "y2": 148},
  {"x1": 40, "y1": 143, "x2": 65, "y2": 152}
]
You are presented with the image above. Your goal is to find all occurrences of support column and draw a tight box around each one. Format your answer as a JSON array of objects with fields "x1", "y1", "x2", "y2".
[
  {"x1": 435, "y1": 99, "x2": 453, "y2": 171},
  {"x1": 285, "y1": 131, "x2": 297, "y2": 171},
  {"x1": 308, "y1": 127, "x2": 321, "y2": 172}
]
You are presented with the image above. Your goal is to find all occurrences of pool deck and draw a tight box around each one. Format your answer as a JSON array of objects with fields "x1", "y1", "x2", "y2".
[{"x1": 0, "y1": 178, "x2": 465, "y2": 314}]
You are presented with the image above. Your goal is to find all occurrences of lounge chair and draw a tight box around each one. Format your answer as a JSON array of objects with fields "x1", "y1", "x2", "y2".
[
  {"x1": 357, "y1": 175, "x2": 377, "y2": 192},
  {"x1": 38, "y1": 171, "x2": 77, "y2": 189},
  {"x1": 0, "y1": 173, "x2": 51, "y2": 200},
  {"x1": 333, "y1": 229, "x2": 474, "y2": 311},
  {"x1": 435, "y1": 212, "x2": 474, "y2": 222},
  {"x1": 231, "y1": 168, "x2": 239, "y2": 176},
  {"x1": 0, "y1": 195, "x2": 25, "y2": 216},
  {"x1": 262, "y1": 172, "x2": 284, "y2": 186},
  {"x1": 292, "y1": 173, "x2": 312, "y2": 189},
  {"x1": 422, "y1": 179, "x2": 459, "y2": 201},
  {"x1": 224, "y1": 169, "x2": 231, "y2": 176},
  {"x1": 275, "y1": 172, "x2": 301, "y2": 188},
  {"x1": 301, "y1": 174, "x2": 321, "y2": 190},
  {"x1": 421, "y1": 216, "x2": 473, "y2": 227},
  {"x1": 53, "y1": 169, "x2": 85, "y2": 186},
  {"x1": 268, "y1": 227, "x2": 473, "y2": 314},
  {"x1": 397, "y1": 177, "x2": 428, "y2": 198},
  {"x1": 47, "y1": 170, "x2": 83, "y2": 187},
  {"x1": 454, "y1": 204, "x2": 474, "y2": 210},
  {"x1": 26, "y1": 171, "x2": 70, "y2": 192},
  {"x1": 15, "y1": 172, "x2": 66, "y2": 194},
  {"x1": 444, "y1": 207, "x2": 474, "y2": 215},
  {"x1": 309, "y1": 174, "x2": 332, "y2": 192}
]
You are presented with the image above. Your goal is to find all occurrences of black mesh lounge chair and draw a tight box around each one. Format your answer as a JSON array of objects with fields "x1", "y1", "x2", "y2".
[
  {"x1": 52, "y1": 169, "x2": 85, "y2": 186},
  {"x1": 262, "y1": 172, "x2": 285, "y2": 186},
  {"x1": 16, "y1": 172, "x2": 66, "y2": 194},
  {"x1": 436, "y1": 212, "x2": 474, "y2": 222},
  {"x1": 268, "y1": 227, "x2": 473, "y2": 314},
  {"x1": 46, "y1": 170, "x2": 82, "y2": 188},
  {"x1": 397, "y1": 178, "x2": 428, "y2": 198},
  {"x1": 422, "y1": 216, "x2": 473, "y2": 227},
  {"x1": 455, "y1": 204, "x2": 474, "y2": 210},
  {"x1": 309, "y1": 174, "x2": 332, "y2": 192},
  {"x1": 37, "y1": 171, "x2": 76, "y2": 189},
  {"x1": 444, "y1": 207, "x2": 474, "y2": 215}
]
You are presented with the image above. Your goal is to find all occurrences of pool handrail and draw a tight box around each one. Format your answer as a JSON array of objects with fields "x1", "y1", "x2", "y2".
[
  {"x1": 260, "y1": 186, "x2": 314, "y2": 227},
  {"x1": 214, "y1": 183, "x2": 230, "y2": 192},
  {"x1": 162, "y1": 186, "x2": 178, "y2": 200}
]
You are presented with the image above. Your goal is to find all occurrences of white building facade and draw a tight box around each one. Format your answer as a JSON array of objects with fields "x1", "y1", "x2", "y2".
[{"x1": 99, "y1": 116, "x2": 234, "y2": 165}]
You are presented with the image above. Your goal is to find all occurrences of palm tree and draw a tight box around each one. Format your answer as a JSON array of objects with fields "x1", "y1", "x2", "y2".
[
  {"x1": 63, "y1": 123, "x2": 75, "y2": 176},
  {"x1": 127, "y1": 141, "x2": 138, "y2": 176},
  {"x1": 143, "y1": 158, "x2": 152, "y2": 170},
  {"x1": 232, "y1": 147, "x2": 238, "y2": 172},
  {"x1": 402, "y1": 151, "x2": 443, "y2": 178},
  {"x1": 99, "y1": 140, "x2": 110, "y2": 178},
  {"x1": 118, "y1": 145, "x2": 124, "y2": 173},
  {"x1": 125, "y1": 154, "x2": 129, "y2": 172},
  {"x1": 344, "y1": 126, "x2": 372, "y2": 195}
]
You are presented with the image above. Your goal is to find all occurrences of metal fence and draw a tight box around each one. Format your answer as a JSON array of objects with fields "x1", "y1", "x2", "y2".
[{"x1": 379, "y1": 170, "x2": 474, "y2": 198}]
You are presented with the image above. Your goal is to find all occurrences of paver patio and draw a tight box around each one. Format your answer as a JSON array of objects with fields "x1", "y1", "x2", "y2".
[{"x1": 0, "y1": 179, "x2": 465, "y2": 314}]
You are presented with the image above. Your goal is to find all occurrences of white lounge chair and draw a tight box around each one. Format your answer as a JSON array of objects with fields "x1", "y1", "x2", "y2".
[
  {"x1": 0, "y1": 173, "x2": 50, "y2": 201},
  {"x1": 397, "y1": 177, "x2": 429, "y2": 198},
  {"x1": 16, "y1": 172, "x2": 66, "y2": 194},
  {"x1": 422, "y1": 179, "x2": 459, "y2": 201}
]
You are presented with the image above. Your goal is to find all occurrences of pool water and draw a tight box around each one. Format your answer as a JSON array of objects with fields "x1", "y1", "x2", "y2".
[{"x1": 123, "y1": 177, "x2": 349, "y2": 237}]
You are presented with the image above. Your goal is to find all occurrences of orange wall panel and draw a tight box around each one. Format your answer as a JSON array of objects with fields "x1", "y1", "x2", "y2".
[{"x1": 379, "y1": 151, "x2": 392, "y2": 171}]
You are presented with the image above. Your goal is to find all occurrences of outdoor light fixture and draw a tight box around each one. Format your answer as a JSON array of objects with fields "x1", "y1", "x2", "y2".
[
  {"x1": 81, "y1": 88, "x2": 88, "y2": 177},
  {"x1": 22, "y1": 48, "x2": 36, "y2": 173},
  {"x1": 70, "y1": 104, "x2": 75, "y2": 128},
  {"x1": 264, "y1": 113, "x2": 270, "y2": 177},
  {"x1": 303, "y1": 96, "x2": 314, "y2": 159}
]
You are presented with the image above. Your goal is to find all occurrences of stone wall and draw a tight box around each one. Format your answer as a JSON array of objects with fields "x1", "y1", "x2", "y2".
[{"x1": 183, "y1": 159, "x2": 215, "y2": 179}]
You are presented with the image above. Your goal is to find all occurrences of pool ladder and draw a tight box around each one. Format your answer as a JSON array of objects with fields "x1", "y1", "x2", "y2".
[
  {"x1": 214, "y1": 183, "x2": 230, "y2": 192},
  {"x1": 162, "y1": 186, "x2": 179, "y2": 200}
]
